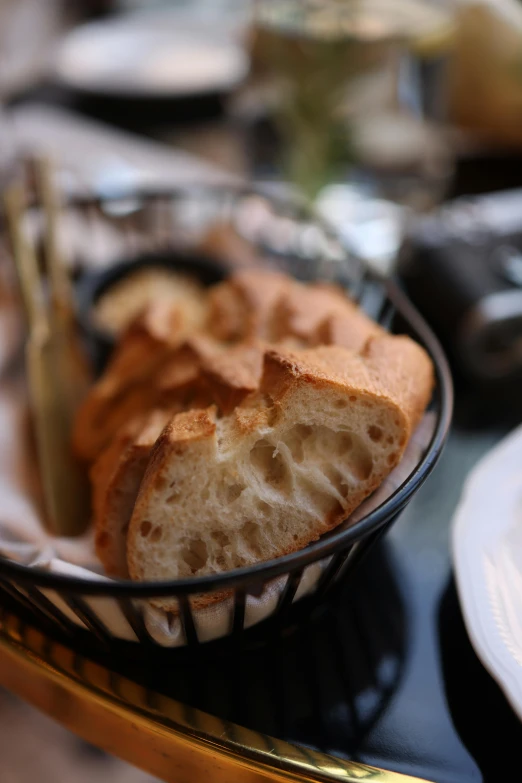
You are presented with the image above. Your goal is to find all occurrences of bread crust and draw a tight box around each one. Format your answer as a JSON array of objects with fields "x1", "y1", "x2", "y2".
[
  {"x1": 73, "y1": 301, "x2": 190, "y2": 461},
  {"x1": 207, "y1": 269, "x2": 290, "y2": 341},
  {"x1": 361, "y1": 335, "x2": 434, "y2": 431},
  {"x1": 272, "y1": 281, "x2": 362, "y2": 343},
  {"x1": 316, "y1": 310, "x2": 382, "y2": 352},
  {"x1": 199, "y1": 341, "x2": 263, "y2": 414},
  {"x1": 93, "y1": 410, "x2": 172, "y2": 577}
]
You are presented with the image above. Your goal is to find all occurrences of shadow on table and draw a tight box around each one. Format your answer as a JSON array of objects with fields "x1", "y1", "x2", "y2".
[
  {"x1": 0, "y1": 539, "x2": 407, "y2": 761},
  {"x1": 438, "y1": 577, "x2": 522, "y2": 781},
  {"x1": 142, "y1": 540, "x2": 407, "y2": 760}
]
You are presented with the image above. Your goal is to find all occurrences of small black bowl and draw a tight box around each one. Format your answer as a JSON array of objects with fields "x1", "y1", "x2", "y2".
[{"x1": 75, "y1": 250, "x2": 228, "y2": 373}]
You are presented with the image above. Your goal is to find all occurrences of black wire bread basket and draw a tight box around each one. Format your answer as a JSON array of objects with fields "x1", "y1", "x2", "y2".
[{"x1": 0, "y1": 185, "x2": 453, "y2": 653}]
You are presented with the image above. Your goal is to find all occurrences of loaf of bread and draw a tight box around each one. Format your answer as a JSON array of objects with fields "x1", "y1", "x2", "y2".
[{"x1": 127, "y1": 337, "x2": 432, "y2": 606}]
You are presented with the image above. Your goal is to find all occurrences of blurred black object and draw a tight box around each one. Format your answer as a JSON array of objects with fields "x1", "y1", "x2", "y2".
[
  {"x1": 13, "y1": 83, "x2": 227, "y2": 135},
  {"x1": 64, "y1": 91, "x2": 227, "y2": 132},
  {"x1": 400, "y1": 188, "x2": 522, "y2": 386},
  {"x1": 71, "y1": 0, "x2": 114, "y2": 19}
]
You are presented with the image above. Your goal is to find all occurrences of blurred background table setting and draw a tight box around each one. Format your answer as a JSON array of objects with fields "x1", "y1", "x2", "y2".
[{"x1": 1, "y1": 2, "x2": 522, "y2": 783}]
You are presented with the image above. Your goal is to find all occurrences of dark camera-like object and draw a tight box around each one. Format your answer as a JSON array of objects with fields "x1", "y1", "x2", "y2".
[{"x1": 400, "y1": 189, "x2": 522, "y2": 383}]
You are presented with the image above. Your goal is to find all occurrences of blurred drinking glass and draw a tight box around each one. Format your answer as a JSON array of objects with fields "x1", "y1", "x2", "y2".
[{"x1": 250, "y1": 0, "x2": 456, "y2": 212}]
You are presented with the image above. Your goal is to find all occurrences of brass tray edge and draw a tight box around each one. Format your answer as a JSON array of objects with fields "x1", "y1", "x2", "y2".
[{"x1": 0, "y1": 609, "x2": 429, "y2": 783}]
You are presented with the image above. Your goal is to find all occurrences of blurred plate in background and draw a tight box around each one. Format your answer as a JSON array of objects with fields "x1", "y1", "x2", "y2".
[{"x1": 52, "y1": 14, "x2": 249, "y2": 99}]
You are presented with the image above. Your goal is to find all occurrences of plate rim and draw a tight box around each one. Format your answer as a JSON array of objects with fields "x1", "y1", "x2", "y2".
[
  {"x1": 452, "y1": 423, "x2": 522, "y2": 721},
  {"x1": 51, "y1": 18, "x2": 249, "y2": 99}
]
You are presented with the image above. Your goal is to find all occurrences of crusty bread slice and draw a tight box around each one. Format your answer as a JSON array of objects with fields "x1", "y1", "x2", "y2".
[
  {"x1": 94, "y1": 409, "x2": 172, "y2": 577},
  {"x1": 207, "y1": 269, "x2": 291, "y2": 341},
  {"x1": 89, "y1": 415, "x2": 146, "y2": 520},
  {"x1": 73, "y1": 336, "x2": 212, "y2": 463},
  {"x1": 273, "y1": 281, "x2": 383, "y2": 347},
  {"x1": 91, "y1": 342, "x2": 263, "y2": 573},
  {"x1": 198, "y1": 341, "x2": 263, "y2": 414},
  {"x1": 74, "y1": 383, "x2": 161, "y2": 463},
  {"x1": 316, "y1": 309, "x2": 383, "y2": 352},
  {"x1": 73, "y1": 301, "x2": 188, "y2": 461},
  {"x1": 102, "y1": 299, "x2": 187, "y2": 388},
  {"x1": 206, "y1": 270, "x2": 382, "y2": 351},
  {"x1": 93, "y1": 269, "x2": 207, "y2": 338},
  {"x1": 127, "y1": 338, "x2": 433, "y2": 607}
]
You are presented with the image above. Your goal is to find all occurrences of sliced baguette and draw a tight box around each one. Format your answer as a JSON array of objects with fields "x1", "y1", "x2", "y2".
[
  {"x1": 91, "y1": 341, "x2": 254, "y2": 576},
  {"x1": 93, "y1": 409, "x2": 172, "y2": 577},
  {"x1": 127, "y1": 338, "x2": 433, "y2": 607}
]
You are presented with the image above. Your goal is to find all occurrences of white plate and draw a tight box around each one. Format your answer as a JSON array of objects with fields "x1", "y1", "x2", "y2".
[
  {"x1": 452, "y1": 424, "x2": 522, "y2": 719},
  {"x1": 52, "y1": 15, "x2": 249, "y2": 98}
]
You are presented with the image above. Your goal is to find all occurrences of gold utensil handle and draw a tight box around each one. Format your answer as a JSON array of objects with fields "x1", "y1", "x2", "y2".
[
  {"x1": 32, "y1": 156, "x2": 75, "y2": 322},
  {"x1": 26, "y1": 337, "x2": 90, "y2": 536},
  {"x1": 3, "y1": 169, "x2": 91, "y2": 536},
  {"x1": 33, "y1": 156, "x2": 93, "y2": 412}
]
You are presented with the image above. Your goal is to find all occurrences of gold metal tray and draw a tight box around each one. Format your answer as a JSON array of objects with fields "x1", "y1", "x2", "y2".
[{"x1": 0, "y1": 607, "x2": 428, "y2": 783}]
